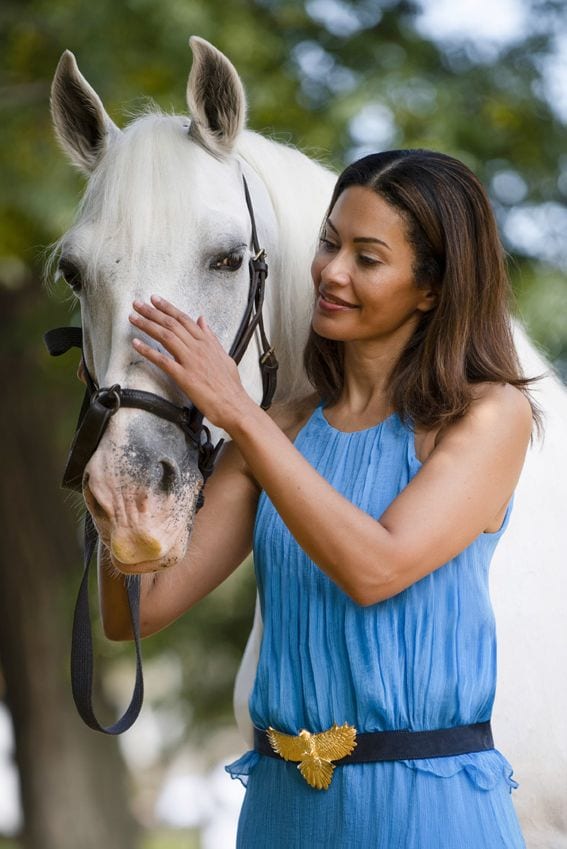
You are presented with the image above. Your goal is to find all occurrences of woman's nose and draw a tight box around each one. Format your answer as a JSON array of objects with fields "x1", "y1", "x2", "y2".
[{"x1": 320, "y1": 253, "x2": 351, "y2": 285}]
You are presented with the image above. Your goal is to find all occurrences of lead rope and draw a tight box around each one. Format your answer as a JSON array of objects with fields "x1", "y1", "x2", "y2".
[{"x1": 72, "y1": 513, "x2": 143, "y2": 733}]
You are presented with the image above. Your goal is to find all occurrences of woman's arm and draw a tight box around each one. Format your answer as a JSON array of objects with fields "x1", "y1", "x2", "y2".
[
  {"x1": 129, "y1": 297, "x2": 533, "y2": 607},
  {"x1": 229, "y1": 382, "x2": 532, "y2": 605},
  {"x1": 99, "y1": 438, "x2": 260, "y2": 640}
]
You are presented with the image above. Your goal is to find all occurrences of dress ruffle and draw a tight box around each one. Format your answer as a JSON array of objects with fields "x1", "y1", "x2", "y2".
[
  {"x1": 225, "y1": 748, "x2": 518, "y2": 793},
  {"x1": 225, "y1": 750, "x2": 261, "y2": 787},
  {"x1": 400, "y1": 749, "x2": 519, "y2": 792}
]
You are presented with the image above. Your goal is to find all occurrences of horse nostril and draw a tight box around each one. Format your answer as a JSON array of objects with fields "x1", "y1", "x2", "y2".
[{"x1": 158, "y1": 460, "x2": 178, "y2": 495}]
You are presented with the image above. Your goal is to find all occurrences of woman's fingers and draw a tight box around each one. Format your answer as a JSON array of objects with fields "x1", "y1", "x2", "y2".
[
  {"x1": 129, "y1": 311, "x2": 177, "y2": 357},
  {"x1": 150, "y1": 294, "x2": 203, "y2": 337},
  {"x1": 131, "y1": 298, "x2": 200, "y2": 341},
  {"x1": 131, "y1": 337, "x2": 181, "y2": 378},
  {"x1": 129, "y1": 297, "x2": 247, "y2": 429},
  {"x1": 129, "y1": 306, "x2": 195, "y2": 363}
]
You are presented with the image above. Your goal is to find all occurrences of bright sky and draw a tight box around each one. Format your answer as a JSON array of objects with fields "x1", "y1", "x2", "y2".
[
  {"x1": 416, "y1": 0, "x2": 529, "y2": 45},
  {"x1": 416, "y1": 0, "x2": 567, "y2": 121}
]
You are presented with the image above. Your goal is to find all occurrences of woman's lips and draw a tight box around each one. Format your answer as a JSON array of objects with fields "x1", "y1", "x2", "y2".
[{"x1": 317, "y1": 292, "x2": 359, "y2": 311}]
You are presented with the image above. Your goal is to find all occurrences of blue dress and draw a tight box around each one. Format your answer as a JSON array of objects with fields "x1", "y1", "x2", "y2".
[{"x1": 226, "y1": 403, "x2": 525, "y2": 848}]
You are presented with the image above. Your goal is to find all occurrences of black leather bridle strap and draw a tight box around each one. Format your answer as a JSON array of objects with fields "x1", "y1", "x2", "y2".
[
  {"x1": 44, "y1": 325, "x2": 83, "y2": 356},
  {"x1": 72, "y1": 513, "x2": 144, "y2": 733},
  {"x1": 234, "y1": 177, "x2": 278, "y2": 409},
  {"x1": 63, "y1": 394, "x2": 119, "y2": 490}
]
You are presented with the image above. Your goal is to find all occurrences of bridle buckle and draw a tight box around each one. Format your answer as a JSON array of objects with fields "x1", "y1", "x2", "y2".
[
  {"x1": 260, "y1": 346, "x2": 275, "y2": 365},
  {"x1": 93, "y1": 384, "x2": 122, "y2": 412}
]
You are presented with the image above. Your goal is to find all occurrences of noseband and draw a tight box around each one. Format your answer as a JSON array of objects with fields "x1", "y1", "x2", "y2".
[{"x1": 44, "y1": 175, "x2": 278, "y2": 733}]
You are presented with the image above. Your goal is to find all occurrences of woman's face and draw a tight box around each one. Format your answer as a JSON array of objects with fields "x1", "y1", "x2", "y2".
[{"x1": 310, "y1": 186, "x2": 436, "y2": 345}]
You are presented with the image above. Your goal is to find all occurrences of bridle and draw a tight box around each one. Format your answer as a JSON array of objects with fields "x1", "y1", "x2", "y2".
[
  {"x1": 46, "y1": 175, "x2": 277, "y2": 496},
  {"x1": 44, "y1": 175, "x2": 278, "y2": 733}
]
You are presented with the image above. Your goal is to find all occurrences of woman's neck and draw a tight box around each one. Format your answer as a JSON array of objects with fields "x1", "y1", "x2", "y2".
[{"x1": 339, "y1": 336, "x2": 403, "y2": 415}]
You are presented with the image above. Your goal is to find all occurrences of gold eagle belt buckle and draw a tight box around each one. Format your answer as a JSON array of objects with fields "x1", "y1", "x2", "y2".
[{"x1": 267, "y1": 723, "x2": 357, "y2": 790}]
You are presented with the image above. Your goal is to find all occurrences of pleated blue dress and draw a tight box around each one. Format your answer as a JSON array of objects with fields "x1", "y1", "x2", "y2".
[{"x1": 226, "y1": 403, "x2": 525, "y2": 848}]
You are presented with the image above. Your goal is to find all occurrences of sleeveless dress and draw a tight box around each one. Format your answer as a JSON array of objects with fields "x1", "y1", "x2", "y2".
[{"x1": 226, "y1": 403, "x2": 525, "y2": 848}]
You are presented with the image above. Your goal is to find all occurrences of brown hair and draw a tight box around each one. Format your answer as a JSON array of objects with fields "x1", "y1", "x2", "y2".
[{"x1": 303, "y1": 149, "x2": 543, "y2": 438}]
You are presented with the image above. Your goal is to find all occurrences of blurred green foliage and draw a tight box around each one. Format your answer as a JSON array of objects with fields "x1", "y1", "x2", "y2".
[
  {"x1": 1, "y1": 0, "x2": 566, "y2": 756},
  {"x1": 142, "y1": 829, "x2": 199, "y2": 849}
]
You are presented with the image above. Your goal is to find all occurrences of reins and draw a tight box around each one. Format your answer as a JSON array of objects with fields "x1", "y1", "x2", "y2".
[{"x1": 44, "y1": 175, "x2": 278, "y2": 733}]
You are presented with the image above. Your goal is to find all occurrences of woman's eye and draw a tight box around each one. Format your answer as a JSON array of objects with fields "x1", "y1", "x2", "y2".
[
  {"x1": 58, "y1": 259, "x2": 83, "y2": 293},
  {"x1": 211, "y1": 253, "x2": 244, "y2": 272},
  {"x1": 319, "y1": 238, "x2": 337, "y2": 251},
  {"x1": 358, "y1": 255, "x2": 380, "y2": 267}
]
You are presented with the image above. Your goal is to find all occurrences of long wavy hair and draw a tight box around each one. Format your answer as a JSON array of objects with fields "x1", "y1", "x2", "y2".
[{"x1": 303, "y1": 149, "x2": 543, "y2": 437}]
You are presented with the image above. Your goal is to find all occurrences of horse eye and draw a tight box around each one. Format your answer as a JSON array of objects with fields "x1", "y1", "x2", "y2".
[
  {"x1": 58, "y1": 259, "x2": 83, "y2": 293},
  {"x1": 210, "y1": 253, "x2": 244, "y2": 272}
]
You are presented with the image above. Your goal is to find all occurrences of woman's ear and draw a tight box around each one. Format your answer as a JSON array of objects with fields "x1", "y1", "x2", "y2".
[{"x1": 417, "y1": 287, "x2": 438, "y2": 313}]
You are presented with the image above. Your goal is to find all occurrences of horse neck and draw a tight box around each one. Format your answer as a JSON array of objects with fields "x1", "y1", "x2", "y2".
[{"x1": 237, "y1": 131, "x2": 336, "y2": 402}]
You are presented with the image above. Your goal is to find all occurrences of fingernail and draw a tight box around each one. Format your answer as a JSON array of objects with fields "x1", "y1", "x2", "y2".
[
  {"x1": 151, "y1": 294, "x2": 163, "y2": 303},
  {"x1": 133, "y1": 299, "x2": 144, "y2": 308},
  {"x1": 132, "y1": 338, "x2": 142, "y2": 347}
]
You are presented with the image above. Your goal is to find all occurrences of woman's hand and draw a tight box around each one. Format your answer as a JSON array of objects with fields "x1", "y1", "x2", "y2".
[{"x1": 129, "y1": 295, "x2": 254, "y2": 432}]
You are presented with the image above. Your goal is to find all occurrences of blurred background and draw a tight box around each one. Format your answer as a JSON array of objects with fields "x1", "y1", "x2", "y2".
[{"x1": 0, "y1": 0, "x2": 566, "y2": 847}]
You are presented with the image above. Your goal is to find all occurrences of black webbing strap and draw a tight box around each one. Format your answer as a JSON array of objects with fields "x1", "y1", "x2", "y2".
[{"x1": 72, "y1": 512, "x2": 144, "y2": 733}]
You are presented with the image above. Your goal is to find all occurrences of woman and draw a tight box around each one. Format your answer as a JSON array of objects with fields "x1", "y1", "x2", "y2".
[{"x1": 106, "y1": 150, "x2": 537, "y2": 847}]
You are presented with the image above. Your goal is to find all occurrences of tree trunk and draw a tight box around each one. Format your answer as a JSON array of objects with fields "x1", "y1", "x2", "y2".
[{"x1": 0, "y1": 284, "x2": 140, "y2": 849}]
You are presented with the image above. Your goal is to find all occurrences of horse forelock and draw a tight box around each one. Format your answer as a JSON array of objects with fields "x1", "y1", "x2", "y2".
[{"x1": 58, "y1": 112, "x2": 209, "y2": 278}]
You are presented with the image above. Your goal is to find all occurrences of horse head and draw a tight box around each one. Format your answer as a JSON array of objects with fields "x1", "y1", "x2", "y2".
[{"x1": 50, "y1": 38, "x2": 290, "y2": 574}]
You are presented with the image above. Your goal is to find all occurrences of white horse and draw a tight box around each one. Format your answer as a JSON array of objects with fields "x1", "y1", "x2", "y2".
[{"x1": 50, "y1": 37, "x2": 567, "y2": 848}]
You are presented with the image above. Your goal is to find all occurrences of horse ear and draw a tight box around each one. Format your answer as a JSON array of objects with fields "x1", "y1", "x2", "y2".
[
  {"x1": 186, "y1": 36, "x2": 247, "y2": 156},
  {"x1": 50, "y1": 51, "x2": 120, "y2": 174}
]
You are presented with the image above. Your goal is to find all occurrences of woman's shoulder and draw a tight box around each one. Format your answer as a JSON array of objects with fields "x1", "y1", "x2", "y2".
[
  {"x1": 414, "y1": 381, "x2": 532, "y2": 465},
  {"x1": 412, "y1": 382, "x2": 532, "y2": 534},
  {"x1": 436, "y1": 381, "x2": 533, "y2": 449},
  {"x1": 266, "y1": 392, "x2": 320, "y2": 441},
  {"x1": 467, "y1": 381, "x2": 533, "y2": 428}
]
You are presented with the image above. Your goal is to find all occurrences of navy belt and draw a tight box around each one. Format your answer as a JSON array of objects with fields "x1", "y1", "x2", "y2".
[{"x1": 254, "y1": 721, "x2": 494, "y2": 765}]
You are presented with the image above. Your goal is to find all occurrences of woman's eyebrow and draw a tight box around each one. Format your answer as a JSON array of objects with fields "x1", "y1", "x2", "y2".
[{"x1": 326, "y1": 217, "x2": 391, "y2": 251}]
